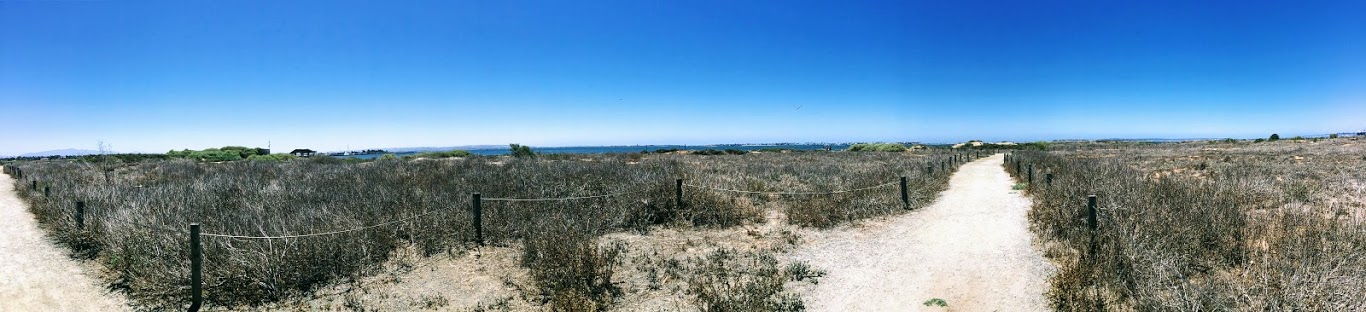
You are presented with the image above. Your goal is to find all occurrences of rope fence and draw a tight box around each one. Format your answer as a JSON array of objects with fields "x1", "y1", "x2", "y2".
[
  {"x1": 482, "y1": 188, "x2": 652, "y2": 202},
  {"x1": 3, "y1": 151, "x2": 991, "y2": 311},
  {"x1": 683, "y1": 180, "x2": 900, "y2": 195},
  {"x1": 198, "y1": 209, "x2": 441, "y2": 240}
]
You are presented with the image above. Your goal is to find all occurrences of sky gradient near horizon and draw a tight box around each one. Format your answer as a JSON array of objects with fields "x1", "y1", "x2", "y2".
[{"x1": 2, "y1": 0, "x2": 1364, "y2": 155}]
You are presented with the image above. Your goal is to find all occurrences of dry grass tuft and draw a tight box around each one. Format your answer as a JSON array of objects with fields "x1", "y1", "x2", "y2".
[
  {"x1": 1008, "y1": 140, "x2": 1366, "y2": 311},
  {"x1": 7, "y1": 150, "x2": 954, "y2": 310}
]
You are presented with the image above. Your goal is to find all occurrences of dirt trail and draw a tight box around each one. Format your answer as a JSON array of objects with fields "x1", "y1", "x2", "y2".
[
  {"x1": 0, "y1": 167, "x2": 131, "y2": 311},
  {"x1": 790, "y1": 154, "x2": 1054, "y2": 311}
]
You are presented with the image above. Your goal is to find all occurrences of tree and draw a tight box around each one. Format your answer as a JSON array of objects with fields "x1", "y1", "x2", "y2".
[
  {"x1": 1269, "y1": 133, "x2": 1280, "y2": 141},
  {"x1": 509, "y1": 144, "x2": 535, "y2": 158},
  {"x1": 97, "y1": 140, "x2": 114, "y2": 182},
  {"x1": 1330, "y1": 133, "x2": 1339, "y2": 139}
]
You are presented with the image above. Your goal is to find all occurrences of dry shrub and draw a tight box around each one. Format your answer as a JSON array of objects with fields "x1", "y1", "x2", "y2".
[
  {"x1": 522, "y1": 220, "x2": 622, "y2": 310},
  {"x1": 7, "y1": 150, "x2": 956, "y2": 309},
  {"x1": 686, "y1": 249, "x2": 803, "y2": 311},
  {"x1": 1009, "y1": 144, "x2": 1366, "y2": 311}
]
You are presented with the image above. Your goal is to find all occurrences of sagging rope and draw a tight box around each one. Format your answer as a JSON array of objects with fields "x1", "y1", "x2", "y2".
[
  {"x1": 683, "y1": 180, "x2": 899, "y2": 196},
  {"x1": 482, "y1": 188, "x2": 651, "y2": 202},
  {"x1": 199, "y1": 209, "x2": 441, "y2": 240}
]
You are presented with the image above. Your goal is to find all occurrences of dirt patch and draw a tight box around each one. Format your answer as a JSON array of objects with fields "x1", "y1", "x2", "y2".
[
  {"x1": 253, "y1": 245, "x2": 536, "y2": 311},
  {"x1": 787, "y1": 154, "x2": 1055, "y2": 311},
  {"x1": 0, "y1": 168, "x2": 131, "y2": 311}
]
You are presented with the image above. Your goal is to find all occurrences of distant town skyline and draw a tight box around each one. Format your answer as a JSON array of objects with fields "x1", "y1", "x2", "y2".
[{"x1": 3, "y1": 0, "x2": 1363, "y2": 155}]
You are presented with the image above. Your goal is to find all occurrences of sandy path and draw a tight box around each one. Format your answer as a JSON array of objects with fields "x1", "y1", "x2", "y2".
[
  {"x1": 790, "y1": 154, "x2": 1054, "y2": 311},
  {"x1": 0, "y1": 167, "x2": 131, "y2": 311}
]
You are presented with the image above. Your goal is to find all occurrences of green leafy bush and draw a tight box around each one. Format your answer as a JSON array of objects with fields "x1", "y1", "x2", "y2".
[
  {"x1": 846, "y1": 143, "x2": 907, "y2": 152},
  {"x1": 510, "y1": 144, "x2": 536, "y2": 158},
  {"x1": 246, "y1": 154, "x2": 297, "y2": 161}
]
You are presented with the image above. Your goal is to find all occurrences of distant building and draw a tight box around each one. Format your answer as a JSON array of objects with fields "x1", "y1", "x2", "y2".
[{"x1": 290, "y1": 149, "x2": 316, "y2": 157}]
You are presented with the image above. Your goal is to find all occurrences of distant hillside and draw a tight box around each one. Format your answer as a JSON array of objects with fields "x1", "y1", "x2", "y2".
[{"x1": 20, "y1": 149, "x2": 103, "y2": 157}]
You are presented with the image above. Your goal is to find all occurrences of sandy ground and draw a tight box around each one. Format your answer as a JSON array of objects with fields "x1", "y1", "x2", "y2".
[
  {"x1": 0, "y1": 167, "x2": 132, "y2": 311},
  {"x1": 789, "y1": 154, "x2": 1055, "y2": 311}
]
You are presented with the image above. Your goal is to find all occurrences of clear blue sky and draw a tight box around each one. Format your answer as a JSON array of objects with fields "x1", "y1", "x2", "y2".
[{"x1": 2, "y1": 0, "x2": 1364, "y2": 155}]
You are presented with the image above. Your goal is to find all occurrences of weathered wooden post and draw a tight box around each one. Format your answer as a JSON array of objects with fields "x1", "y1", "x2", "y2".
[
  {"x1": 472, "y1": 193, "x2": 483, "y2": 246},
  {"x1": 1015, "y1": 161, "x2": 1021, "y2": 175},
  {"x1": 1087, "y1": 195, "x2": 1098, "y2": 253},
  {"x1": 1045, "y1": 173, "x2": 1054, "y2": 186},
  {"x1": 75, "y1": 201, "x2": 85, "y2": 229},
  {"x1": 1085, "y1": 195, "x2": 1100, "y2": 310},
  {"x1": 189, "y1": 223, "x2": 202, "y2": 312},
  {"x1": 926, "y1": 165, "x2": 933, "y2": 175},
  {"x1": 1027, "y1": 164, "x2": 1034, "y2": 184},
  {"x1": 44, "y1": 186, "x2": 50, "y2": 197},
  {"x1": 32, "y1": 180, "x2": 38, "y2": 191},
  {"x1": 900, "y1": 176, "x2": 909, "y2": 209},
  {"x1": 675, "y1": 178, "x2": 683, "y2": 209}
]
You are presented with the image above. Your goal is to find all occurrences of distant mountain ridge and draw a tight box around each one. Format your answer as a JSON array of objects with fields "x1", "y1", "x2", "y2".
[{"x1": 20, "y1": 149, "x2": 103, "y2": 157}]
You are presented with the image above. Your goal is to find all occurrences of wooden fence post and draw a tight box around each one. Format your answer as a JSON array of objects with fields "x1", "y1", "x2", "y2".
[
  {"x1": 926, "y1": 165, "x2": 933, "y2": 175},
  {"x1": 675, "y1": 178, "x2": 683, "y2": 209},
  {"x1": 1027, "y1": 164, "x2": 1034, "y2": 184},
  {"x1": 472, "y1": 193, "x2": 483, "y2": 246},
  {"x1": 189, "y1": 223, "x2": 202, "y2": 312},
  {"x1": 44, "y1": 186, "x2": 50, "y2": 197},
  {"x1": 32, "y1": 180, "x2": 38, "y2": 191},
  {"x1": 75, "y1": 201, "x2": 85, "y2": 229},
  {"x1": 1087, "y1": 195, "x2": 1098, "y2": 253},
  {"x1": 1086, "y1": 195, "x2": 1100, "y2": 310},
  {"x1": 900, "y1": 176, "x2": 909, "y2": 209},
  {"x1": 1045, "y1": 173, "x2": 1053, "y2": 186}
]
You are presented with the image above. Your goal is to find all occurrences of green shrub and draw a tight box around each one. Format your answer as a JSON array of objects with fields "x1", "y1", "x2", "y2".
[
  {"x1": 410, "y1": 150, "x2": 472, "y2": 159},
  {"x1": 511, "y1": 144, "x2": 536, "y2": 158},
  {"x1": 846, "y1": 143, "x2": 907, "y2": 152},
  {"x1": 246, "y1": 154, "x2": 297, "y2": 161},
  {"x1": 1330, "y1": 133, "x2": 1339, "y2": 139},
  {"x1": 1269, "y1": 133, "x2": 1280, "y2": 141}
]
